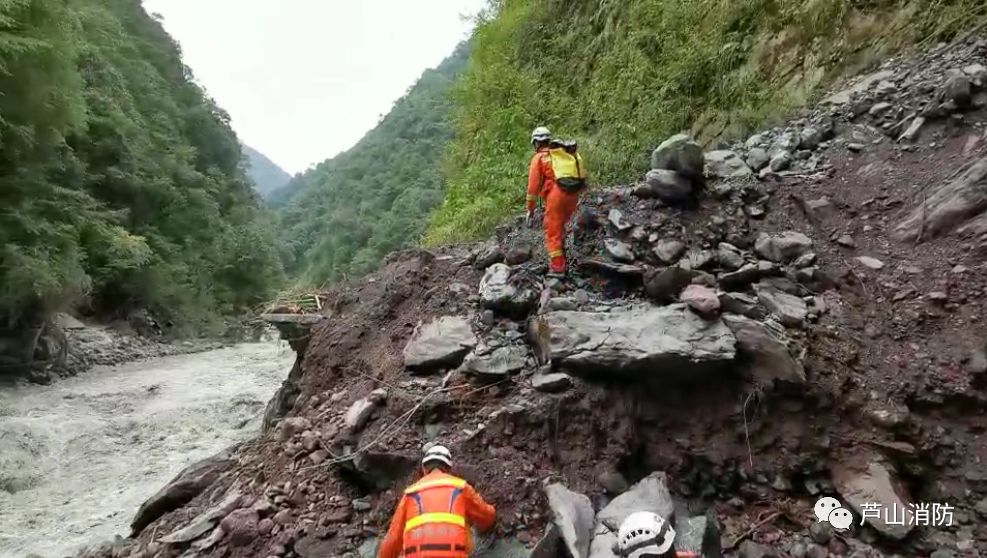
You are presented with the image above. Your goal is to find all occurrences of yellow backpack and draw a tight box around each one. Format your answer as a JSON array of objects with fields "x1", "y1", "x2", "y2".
[{"x1": 547, "y1": 140, "x2": 587, "y2": 193}]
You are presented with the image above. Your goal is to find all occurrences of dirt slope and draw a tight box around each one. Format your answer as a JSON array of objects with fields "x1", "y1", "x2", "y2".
[{"x1": 86, "y1": 38, "x2": 987, "y2": 558}]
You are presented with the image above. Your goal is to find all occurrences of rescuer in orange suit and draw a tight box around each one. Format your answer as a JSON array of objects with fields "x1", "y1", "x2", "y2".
[
  {"x1": 526, "y1": 126, "x2": 581, "y2": 276},
  {"x1": 378, "y1": 445, "x2": 496, "y2": 558}
]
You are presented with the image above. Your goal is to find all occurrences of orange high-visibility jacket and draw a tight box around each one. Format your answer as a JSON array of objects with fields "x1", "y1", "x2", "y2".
[{"x1": 378, "y1": 470, "x2": 496, "y2": 558}]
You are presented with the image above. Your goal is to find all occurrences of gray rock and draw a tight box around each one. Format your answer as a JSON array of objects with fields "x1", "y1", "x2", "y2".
[
  {"x1": 769, "y1": 150, "x2": 793, "y2": 172},
  {"x1": 608, "y1": 209, "x2": 632, "y2": 231},
  {"x1": 588, "y1": 523, "x2": 618, "y2": 558},
  {"x1": 755, "y1": 232, "x2": 813, "y2": 263},
  {"x1": 474, "y1": 243, "x2": 505, "y2": 269},
  {"x1": 479, "y1": 264, "x2": 537, "y2": 318},
  {"x1": 345, "y1": 398, "x2": 377, "y2": 432},
  {"x1": 793, "y1": 253, "x2": 817, "y2": 269},
  {"x1": 529, "y1": 304, "x2": 736, "y2": 379},
  {"x1": 528, "y1": 524, "x2": 562, "y2": 558},
  {"x1": 404, "y1": 316, "x2": 477, "y2": 372},
  {"x1": 836, "y1": 234, "x2": 856, "y2": 248},
  {"x1": 805, "y1": 544, "x2": 828, "y2": 558},
  {"x1": 681, "y1": 284, "x2": 720, "y2": 317},
  {"x1": 131, "y1": 448, "x2": 235, "y2": 535},
  {"x1": 160, "y1": 489, "x2": 242, "y2": 544},
  {"x1": 775, "y1": 132, "x2": 799, "y2": 152},
  {"x1": 597, "y1": 472, "x2": 675, "y2": 531},
  {"x1": 975, "y1": 497, "x2": 987, "y2": 518},
  {"x1": 755, "y1": 284, "x2": 808, "y2": 328},
  {"x1": 747, "y1": 148, "x2": 770, "y2": 170},
  {"x1": 966, "y1": 347, "x2": 987, "y2": 375},
  {"x1": 869, "y1": 102, "x2": 892, "y2": 116},
  {"x1": 718, "y1": 292, "x2": 765, "y2": 319},
  {"x1": 898, "y1": 116, "x2": 925, "y2": 142},
  {"x1": 350, "y1": 451, "x2": 418, "y2": 490},
  {"x1": 645, "y1": 266, "x2": 710, "y2": 303},
  {"x1": 682, "y1": 249, "x2": 715, "y2": 271},
  {"x1": 573, "y1": 289, "x2": 591, "y2": 305},
  {"x1": 723, "y1": 314, "x2": 805, "y2": 386},
  {"x1": 800, "y1": 127, "x2": 822, "y2": 150},
  {"x1": 717, "y1": 264, "x2": 763, "y2": 290},
  {"x1": 855, "y1": 256, "x2": 885, "y2": 270},
  {"x1": 461, "y1": 345, "x2": 528, "y2": 379},
  {"x1": 545, "y1": 483, "x2": 595, "y2": 558},
  {"x1": 547, "y1": 297, "x2": 579, "y2": 311},
  {"x1": 894, "y1": 156, "x2": 987, "y2": 242},
  {"x1": 705, "y1": 150, "x2": 753, "y2": 178},
  {"x1": 832, "y1": 452, "x2": 914, "y2": 539},
  {"x1": 717, "y1": 243, "x2": 745, "y2": 270},
  {"x1": 505, "y1": 246, "x2": 532, "y2": 265},
  {"x1": 745, "y1": 133, "x2": 767, "y2": 148},
  {"x1": 604, "y1": 239, "x2": 635, "y2": 262},
  {"x1": 532, "y1": 371, "x2": 572, "y2": 393},
  {"x1": 651, "y1": 134, "x2": 704, "y2": 180},
  {"x1": 808, "y1": 517, "x2": 834, "y2": 544},
  {"x1": 963, "y1": 63, "x2": 987, "y2": 81},
  {"x1": 944, "y1": 74, "x2": 972, "y2": 105},
  {"x1": 653, "y1": 239, "x2": 687, "y2": 264},
  {"x1": 645, "y1": 169, "x2": 694, "y2": 205},
  {"x1": 847, "y1": 142, "x2": 866, "y2": 152}
]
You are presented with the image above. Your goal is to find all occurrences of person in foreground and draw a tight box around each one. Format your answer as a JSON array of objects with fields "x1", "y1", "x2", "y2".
[
  {"x1": 378, "y1": 445, "x2": 496, "y2": 558},
  {"x1": 613, "y1": 511, "x2": 680, "y2": 558},
  {"x1": 525, "y1": 126, "x2": 588, "y2": 277}
]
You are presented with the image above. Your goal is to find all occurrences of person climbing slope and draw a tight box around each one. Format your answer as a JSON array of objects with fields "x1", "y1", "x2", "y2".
[
  {"x1": 525, "y1": 126, "x2": 588, "y2": 276},
  {"x1": 378, "y1": 445, "x2": 496, "y2": 558}
]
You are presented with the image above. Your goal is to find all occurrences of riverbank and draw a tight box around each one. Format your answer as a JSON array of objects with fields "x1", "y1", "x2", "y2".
[{"x1": 0, "y1": 342, "x2": 295, "y2": 558}]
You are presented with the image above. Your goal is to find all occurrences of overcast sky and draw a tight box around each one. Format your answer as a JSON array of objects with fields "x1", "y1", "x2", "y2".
[{"x1": 142, "y1": 0, "x2": 486, "y2": 173}]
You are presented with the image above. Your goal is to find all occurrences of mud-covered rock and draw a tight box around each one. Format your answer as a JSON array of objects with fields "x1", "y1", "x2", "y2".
[
  {"x1": 597, "y1": 472, "x2": 675, "y2": 531},
  {"x1": 832, "y1": 452, "x2": 914, "y2": 540},
  {"x1": 651, "y1": 134, "x2": 704, "y2": 180},
  {"x1": 403, "y1": 316, "x2": 477, "y2": 372},
  {"x1": 131, "y1": 448, "x2": 235, "y2": 535},
  {"x1": 220, "y1": 508, "x2": 259, "y2": 547},
  {"x1": 705, "y1": 150, "x2": 752, "y2": 178},
  {"x1": 755, "y1": 232, "x2": 813, "y2": 263},
  {"x1": 545, "y1": 483, "x2": 595, "y2": 558},
  {"x1": 723, "y1": 314, "x2": 805, "y2": 386},
  {"x1": 531, "y1": 305, "x2": 736, "y2": 380},
  {"x1": 479, "y1": 263, "x2": 538, "y2": 318},
  {"x1": 895, "y1": 156, "x2": 987, "y2": 242}
]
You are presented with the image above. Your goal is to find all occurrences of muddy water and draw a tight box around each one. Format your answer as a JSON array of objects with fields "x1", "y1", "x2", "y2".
[{"x1": 0, "y1": 342, "x2": 294, "y2": 558}]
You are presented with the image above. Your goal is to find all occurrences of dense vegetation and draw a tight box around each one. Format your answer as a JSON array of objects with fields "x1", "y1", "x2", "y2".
[
  {"x1": 243, "y1": 145, "x2": 292, "y2": 199},
  {"x1": 425, "y1": 0, "x2": 987, "y2": 244},
  {"x1": 274, "y1": 46, "x2": 467, "y2": 286},
  {"x1": 0, "y1": 0, "x2": 283, "y2": 334}
]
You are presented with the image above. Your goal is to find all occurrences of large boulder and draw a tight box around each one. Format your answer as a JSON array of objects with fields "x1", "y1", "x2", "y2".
[
  {"x1": 530, "y1": 305, "x2": 736, "y2": 380},
  {"x1": 754, "y1": 284, "x2": 807, "y2": 328},
  {"x1": 479, "y1": 263, "x2": 538, "y2": 318},
  {"x1": 651, "y1": 134, "x2": 704, "y2": 181},
  {"x1": 832, "y1": 452, "x2": 914, "y2": 540},
  {"x1": 754, "y1": 232, "x2": 813, "y2": 263},
  {"x1": 705, "y1": 150, "x2": 752, "y2": 178},
  {"x1": 403, "y1": 316, "x2": 477, "y2": 373},
  {"x1": 722, "y1": 314, "x2": 805, "y2": 386},
  {"x1": 545, "y1": 483, "x2": 595, "y2": 558},
  {"x1": 894, "y1": 156, "x2": 987, "y2": 242},
  {"x1": 645, "y1": 169, "x2": 694, "y2": 205},
  {"x1": 596, "y1": 472, "x2": 675, "y2": 531},
  {"x1": 131, "y1": 448, "x2": 235, "y2": 535}
]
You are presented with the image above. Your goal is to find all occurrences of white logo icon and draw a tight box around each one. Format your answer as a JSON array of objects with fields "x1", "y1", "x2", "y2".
[{"x1": 814, "y1": 496, "x2": 853, "y2": 530}]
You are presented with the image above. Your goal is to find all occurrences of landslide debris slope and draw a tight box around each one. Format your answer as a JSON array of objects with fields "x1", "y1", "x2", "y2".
[{"x1": 92, "y1": 39, "x2": 987, "y2": 558}]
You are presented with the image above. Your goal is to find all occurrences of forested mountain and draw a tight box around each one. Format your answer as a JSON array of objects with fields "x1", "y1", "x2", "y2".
[
  {"x1": 243, "y1": 144, "x2": 292, "y2": 199},
  {"x1": 425, "y1": 0, "x2": 987, "y2": 244},
  {"x1": 275, "y1": 45, "x2": 468, "y2": 285},
  {"x1": 0, "y1": 0, "x2": 283, "y2": 334}
]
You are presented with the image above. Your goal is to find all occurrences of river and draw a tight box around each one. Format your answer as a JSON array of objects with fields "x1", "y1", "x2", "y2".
[{"x1": 0, "y1": 342, "x2": 294, "y2": 558}]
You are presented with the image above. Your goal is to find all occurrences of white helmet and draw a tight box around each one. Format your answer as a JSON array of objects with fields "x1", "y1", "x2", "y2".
[
  {"x1": 422, "y1": 444, "x2": 453, "y2": 468},
  {"x1": 614, "y1": 511, "x2": 676, "y2": 558},
  {"x1": 531, "y1": 126, "x2": 552, "y2": 145}
]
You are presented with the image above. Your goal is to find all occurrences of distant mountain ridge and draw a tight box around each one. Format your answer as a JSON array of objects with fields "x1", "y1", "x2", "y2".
[{"x1": 243, "y1": 144, "x2": 292, "y2": 198}]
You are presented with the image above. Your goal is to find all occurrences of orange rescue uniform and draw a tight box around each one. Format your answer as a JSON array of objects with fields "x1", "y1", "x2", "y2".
[
  {"x1": 378, "y1": 470, "x2": 496, "y2": 558},
  {"x1": 526, "y1": 147, "x2": 580, "y2": 271}
]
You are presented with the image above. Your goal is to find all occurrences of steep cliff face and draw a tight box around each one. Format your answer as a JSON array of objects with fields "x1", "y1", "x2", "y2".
[{"x1": 94, "y1": 38, "x2": 987, "y2": 558}]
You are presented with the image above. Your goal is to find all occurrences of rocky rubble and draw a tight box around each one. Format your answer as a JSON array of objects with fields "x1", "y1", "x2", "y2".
[{"x1": 84, "y1": 38, "x2": 987, "y2": 558}]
